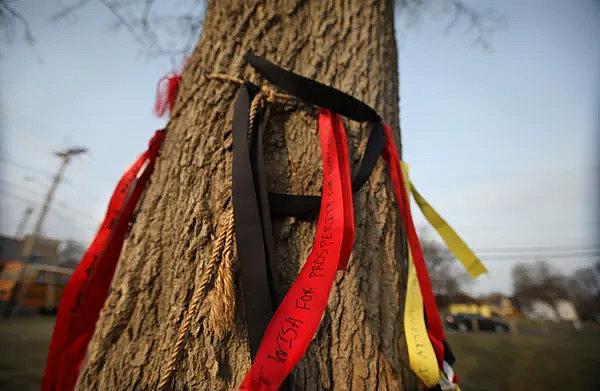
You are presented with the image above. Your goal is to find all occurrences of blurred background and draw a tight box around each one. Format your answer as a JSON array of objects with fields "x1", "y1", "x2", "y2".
[{"x1": 1, "y1": 0, "x2": 599, "y2": 390}]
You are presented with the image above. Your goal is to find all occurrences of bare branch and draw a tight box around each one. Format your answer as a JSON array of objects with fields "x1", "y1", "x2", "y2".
[
  {"x1": 397, "y1": 0, "x2": 506, "y2": 51},
  {"x1": 52, "y1": 0, "x2": 92, "y2": 21},
  {"x1": 140, "y1": 0, "x2": 155, "y2": 30},
  {"x1": 98, "y1": 0, "x2": 161, "y2": 50},
  {"x1": 5, "y1": 0, "x2": 501, "y2": 61},
  {"x1": 445, "y1": 0, "x2": 506, "y2": 50},
  {"x1": 1, "y1": 0, "x2": 35, "y2": 45},
  {"x1": 50, "y1": 0, "x2": 205, "y2": 60}
]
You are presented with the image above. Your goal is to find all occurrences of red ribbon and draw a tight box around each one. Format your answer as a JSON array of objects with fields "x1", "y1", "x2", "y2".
[
  {"x1": 42, "y1": 130, "x2": 165, "y2": 391},
  {"x1": 40, "y1": 113, "x2": 446, "y2": 390},
  {"x1": 381, "y1": 124, "x2": 445, "y2": 364},
  {"x1": 332, "y1": 113, "x2": 355, "y2": 270},
  {"x1": 240, "y1": 109, "x2": 355, "y2": 390}
]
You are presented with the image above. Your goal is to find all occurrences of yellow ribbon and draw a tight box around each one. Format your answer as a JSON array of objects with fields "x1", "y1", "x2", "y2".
[
  {"x1": 400, "y1": 162, "x2": 483, "y2": 389},
  {"x1": 404, "y1": 166, "x2": 487, "y2": 278},
  {"x1": 401, "y1": 164, "x2": 441, "y2": 387},
  {"x1": 404, "y1": 250, "x2": 442, "y2": 387}
]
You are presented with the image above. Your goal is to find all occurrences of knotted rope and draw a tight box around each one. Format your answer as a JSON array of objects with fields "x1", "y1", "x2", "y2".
[
  {"x1": 208, "y1": 74, "x2": 295, "y2": 132},
  {"x1": 159, "y1": 75, "x2": 294, "y2": 390},
  {"x1": 207, "y1": 73, "x2": 296, "y2": 106}
]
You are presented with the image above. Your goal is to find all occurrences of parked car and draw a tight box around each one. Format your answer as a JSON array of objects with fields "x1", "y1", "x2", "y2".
[{"x1": 445, "y1": 313, "x2": 510, "y2": 333}]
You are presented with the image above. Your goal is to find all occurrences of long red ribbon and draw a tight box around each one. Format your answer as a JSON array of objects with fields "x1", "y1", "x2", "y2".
[
  {"x1": 240, "y1": 109, "x2": 354, "y2": 390},
  {"x1": 381, "y1": 124, "x2": 445, "y2": 364},
  {"x1": 332, "y1": 113, "x2": 355, "y2": 270},
  {"x1": 41, "y1": 116, "x2": 446, "y2": 389},
  {"x1": 42, "y1": 130, "x2": 165, "y2": 391}
]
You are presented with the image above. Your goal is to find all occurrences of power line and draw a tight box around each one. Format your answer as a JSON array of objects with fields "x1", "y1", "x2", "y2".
[
  {"x1": 474, "y1": 244, "x2": 600, "y2": 253},
  {"x1": 0, "y1": 179, "x2": 98, "y2": 220},
  {"x1": 0, "y1": 178, "x2": 46, "y2": 198},
  {"x1": 62, "y1": 177, "x2": 104, "y2": 202},
  {"x1": 480, "y1": 256, "x2": 599, "y2": 263},
  {"x1": 23, "y1": 174, "x2": 52, "y2": 186},
  {"x1": 0, "y1": 189, "x2": 97, "y2": 224},
  {"x1": 0, "y1": 156, "x2": 55, "y2": 177},
  {"x1": 0, "y1": 189, "x2": 39, "y2": 205},
  {"x1": 2, "y1": 155, "x2": 108, "y2": 202},
  {"x1": 478, "y1": 250, "x2": 600, "y2": 258}
]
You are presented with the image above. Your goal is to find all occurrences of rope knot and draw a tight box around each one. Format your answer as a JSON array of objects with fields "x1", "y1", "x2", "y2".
[{"x1": 261, "y1": 84, "x2": 295, "y2": 105}]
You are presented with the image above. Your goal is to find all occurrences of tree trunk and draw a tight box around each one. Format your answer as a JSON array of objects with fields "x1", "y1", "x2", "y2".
[{"x1": 77, "y1": 0, "x2": 416, "y2": 389}]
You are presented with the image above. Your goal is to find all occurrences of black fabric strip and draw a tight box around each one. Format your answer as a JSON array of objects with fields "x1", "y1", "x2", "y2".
[
  {"x1": 443, "y1": 339, "x2": 456, "y2": 365},
  {"x1": 248, "y1": 88, "x2": 286, "y2": 305},
  {"x1": 245, "y1": 52, "x2": 380, "y2": 123},
  {"x1": 268, "y1": 192, "x2": 320, "y2": 220},
  {"x1": 231, "y1": 85, "x2": 276, "y2": 359},
  {"x1": 268, "y1": 120, "x2": 386, "y2": 218},
  {"x1": 243, "y1": 53, "x2": 386, "y2": 219},
  {"x1": 351, "y1": 121, "x2": 386, "y2": 193},
  {"x1": 247, "y1": 87, "x2": 293, "y2": 391}
]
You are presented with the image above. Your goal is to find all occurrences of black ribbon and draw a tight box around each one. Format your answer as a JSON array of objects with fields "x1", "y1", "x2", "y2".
[
  {"x1": 232, "y1": 54, "x2": 457, "y2": 388},
  {"x1": 245, "y1": 53, "x2": 386, "y2": 219},
  {"x1": 245, "y1": 53, "x2": 380, "y2": 122},
  {"x1": 247, "y1": 83, "x2": 286, "y2": 305},
  {"x1": 231, "y1": 84, "x2": 276, "y2": 359},
  {"x1": 267, "y1": 120, "x2": 385, "y2": 218}
]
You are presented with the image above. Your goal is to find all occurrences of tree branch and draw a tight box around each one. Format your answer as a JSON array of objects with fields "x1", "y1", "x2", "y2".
[
  {"x1": 398, "y1": 0, "x2": 505, "y2": 51},
  {"x1": 0, "y1": 0, "x2": 35, "y2": 45},
  {"x1": 444, "y1": 0, "x2": 506, "y2": 50},
  {"x1": 50, "y1": 0, "x2": 204, "y2": 60},
  {"x1": 98, "y1": 0, "x2": 160, "y2": 50},
  {"x1": 4, "y1": 0, "x2": 502, "y2": 60},
  {"x1": 52, "y1": 0, "x2": 92, "y2": 21}
]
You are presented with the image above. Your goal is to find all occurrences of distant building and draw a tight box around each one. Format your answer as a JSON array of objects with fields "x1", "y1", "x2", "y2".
[
  {"x1": 59, "y1": 239, "x2": 86, "y2": 268},
  {"x1": 519, "y1": 299, "x2": 580, "y2": 325},
  {"x1": 554, "y1": 299, "x2": 580, "y2": 323},
  {"x1": 19, "y1": 234, "x2": 61, "y2": 264},
  {"x1": 436, "y1": 292, "x2": 477, "y2": 311},
  {"x1": 448, "y1": 302, "x2": 493, "y2": 318},
  {"x1": 445, "y1": 293, "x2": 522, "y2": 319},
  {"x1": 0, "y1": 234, "x2": 60, "y2": 265},
  {"x1": 0, "y1": 236, "x2": 20, "y2": 262},
  {"x1": 482, "y1": 294, "x2": 521, "y2": 319},
  {"x1": 521, "y1": 300, "x2": 559, "y2": 321}
]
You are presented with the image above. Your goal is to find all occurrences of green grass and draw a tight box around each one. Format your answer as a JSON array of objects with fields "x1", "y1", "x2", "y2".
[
  {"x1": 447, "y1": 331, "x2": 600, "y2": 391},
  {"x1": 0, "y1": 316, "x2": 54, "y2": 391},
  {"x1": 1, "y1": 317, "x2": 599, "y2": 390}
]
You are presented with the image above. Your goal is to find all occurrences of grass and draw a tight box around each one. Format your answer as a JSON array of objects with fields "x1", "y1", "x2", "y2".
[
  {"x1": 447, "y1": 330, "x2": 600, "y2": 391},
  {"x1": 0, "y1": 316, "x2": 54, "y2": 391},
  {"x1": 1, "y1": 316, "x2": 599, "y2": 390}
]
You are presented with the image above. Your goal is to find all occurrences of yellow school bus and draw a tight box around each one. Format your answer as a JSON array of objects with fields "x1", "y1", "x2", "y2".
[{"x1": 0, "y1": 260, "x2": 73, "y2": 312}]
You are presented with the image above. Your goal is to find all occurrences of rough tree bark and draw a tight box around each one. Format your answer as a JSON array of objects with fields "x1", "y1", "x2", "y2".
[{"x1": 77, "y1": 1, "x2": 416, "y2": 389}]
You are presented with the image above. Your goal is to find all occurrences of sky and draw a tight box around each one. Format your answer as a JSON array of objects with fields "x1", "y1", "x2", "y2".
[{"x1": 1, "y1": 0, "x2": 598, "y2": 294}]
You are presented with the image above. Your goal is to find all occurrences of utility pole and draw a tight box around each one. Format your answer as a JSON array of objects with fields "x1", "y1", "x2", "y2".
[
  {"x1": 15, "y1": 206, "x2": 34, "y2": 238},
  {"x1": 3, "y1": 146, "x2": 87, "y2": 318}
]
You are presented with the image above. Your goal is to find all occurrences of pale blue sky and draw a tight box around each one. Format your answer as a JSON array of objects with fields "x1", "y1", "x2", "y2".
[{"x1": 1, "y1": 0, "x2": 598, "y2": 293}]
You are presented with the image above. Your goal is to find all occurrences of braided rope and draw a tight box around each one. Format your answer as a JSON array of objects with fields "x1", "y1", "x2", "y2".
[
  {"x1": 207, "y1": 73, "x2": 295, "y2": 105},
  {"x1": 208, "y1": 209, "x2": 235, "y2": 337},
  {"x1": 207, "y1": 73, "x2": 245, "y2": 85},
  {"x1": 158, "y1": 210, "x2": 230, "y2": 390},
  {"x1": 158, "y1": 73, "x2": 294, "y2": 389},
  {"x1": 248, "y1": 91, "x2": 265, "y2": 139}
]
